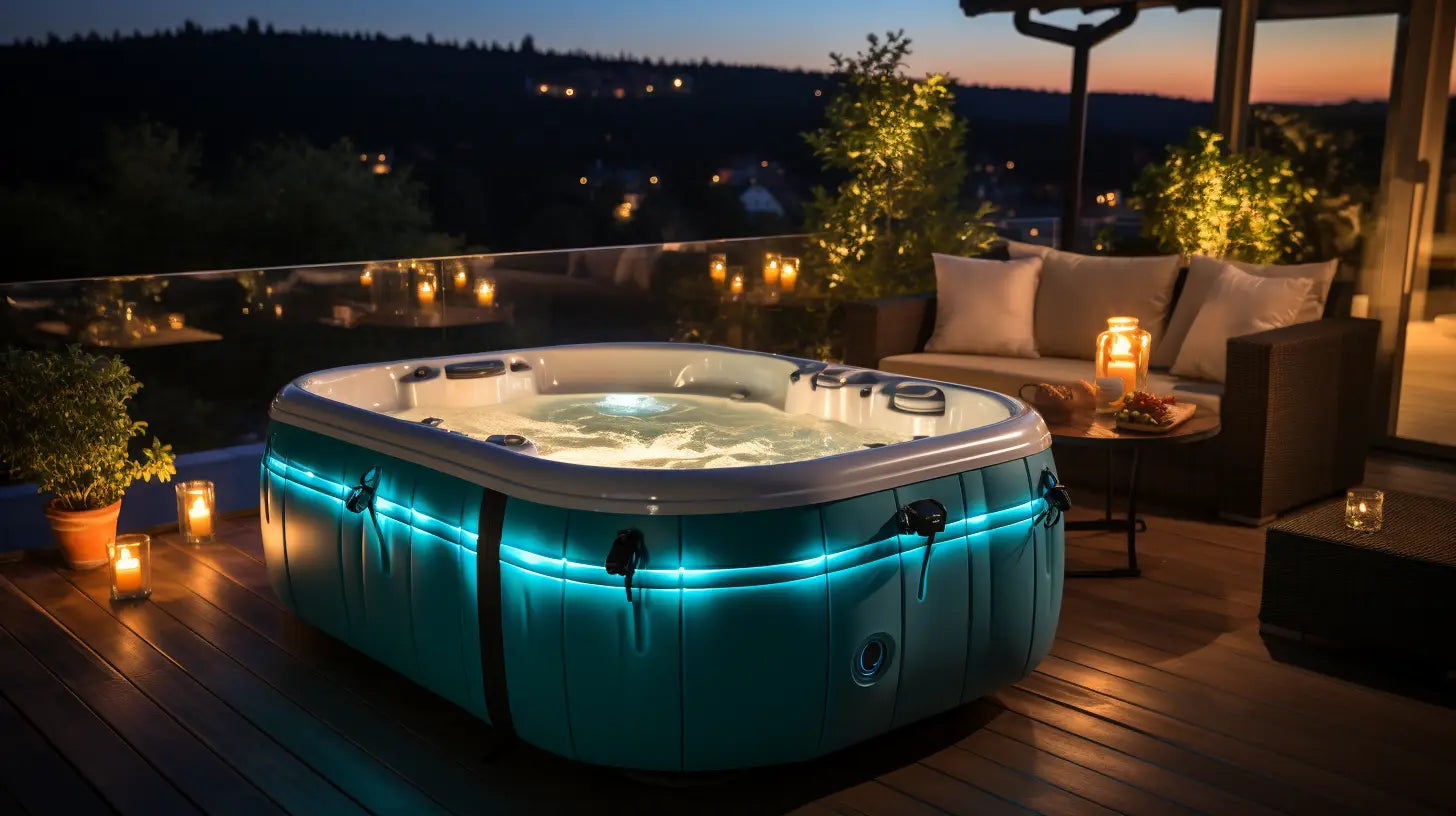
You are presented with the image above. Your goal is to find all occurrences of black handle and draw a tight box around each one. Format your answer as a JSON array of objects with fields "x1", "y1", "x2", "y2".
[
  {"x1": 899, "y1": 499, "x2": 947, "y2": 537},
  {"x1": 345, "y1": 467, "x2": 389, "y2": 572},
  {"x1": 605, "y1": 528, "x2": 645, "y2": 602},
  {"x1": 1040, "y1": 469, "x2": 1071, "y2": 513}
]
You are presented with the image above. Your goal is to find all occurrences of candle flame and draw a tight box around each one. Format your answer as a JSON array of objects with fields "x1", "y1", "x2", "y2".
[
  {"x1": 189, "y1": 496, "x2": 209, "y2": 515},
  {"x1": 1112, "y1": 334, "x2": 1132, "y2": 355},
  {"x1": 1358, "y1": 501, "x2": 1367, "y2": 513},
  {"x1": 116, "y1": 547, "x2": 139, "y2": 569}
]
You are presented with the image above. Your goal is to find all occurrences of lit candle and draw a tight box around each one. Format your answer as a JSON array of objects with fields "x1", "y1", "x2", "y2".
[
  {"x1": 1106, "y1": 333, "x2": 1137, "y2": 396},
  {"x1": 188, "y1": 495, "x2": 213, "y2": 539},
  {"x1": 167, "y1": 312, "x2": 185, "y2": 330},
  {"x1": 110, "y1": 533, "x2": 150, "y2": 600},
  {"x1": 417, "y1": 279, "x2": 436, "y2": 306},
  {"x1": 730, "y1": 273, "x2": 744, "y2": 295},
  {"x1": 763, "y1": 253, "x2": 781, "y2": 286},
  {"x1": 709, "y1": 253, "x2": 727, "y2": 287},
  {"x1": 114, "y1": 546, "x2": 143, "y2": 593},
  {"x1": 360, "y1": 269, "x2": 373, "y2": 287},
  {"x1": 1345, "y1": 488, "x2": 1383, "y2": 532},
  {"x1": 453, "y1": 269, "x2": 468, "y2": 291},
  {"x1": 779, "y1": 257, "x2": 799, "y2": 292},
  {"x1": 475, "y1": 279, "x2": 495, "y2": 307}
]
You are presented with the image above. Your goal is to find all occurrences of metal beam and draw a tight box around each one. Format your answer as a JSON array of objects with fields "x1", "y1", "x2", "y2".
[
  {"x1": 1212, "y1": 0, "x2": 1258, "y2": 151},
  {"x1": 1014, "y1": 6, "x2": 1137, "y2": 251},
  {"x1": 1361, "y1": 0, "x2": 1456, "y2": 441}
]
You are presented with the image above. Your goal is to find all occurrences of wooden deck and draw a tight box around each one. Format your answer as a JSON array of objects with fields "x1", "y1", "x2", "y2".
[{"x1": 1, "y1": 455, "x2": 1453, "y2": 816}]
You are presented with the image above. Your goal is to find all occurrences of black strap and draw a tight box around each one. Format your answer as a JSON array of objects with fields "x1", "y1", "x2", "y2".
[{"x1": 476, "y1": 488, "x2": 515, "y2": 739}]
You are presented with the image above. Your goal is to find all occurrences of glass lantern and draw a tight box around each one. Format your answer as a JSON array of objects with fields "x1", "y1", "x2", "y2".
[
  {"x1": 475, "y1": 278, "x2": 496, "y2": 308},
  {"x1": 1094, "y1": 316, "x2": 1151, "y2": 398},
  {"x1": 727, "y1": 266, "x2": 746, "y2": 298},
  {"x1": 176, "y1": 480, "x2": 216, "y2": 545},
  {"x1": 109, "y1": 534, "x2": 152, "y2": 601},
  {"x1": 762, "y1": 252, "x2": 781, "y2": 286},
  {"x1": 708, "y1": 253, "x2": 727, "y2": 288},
  {"x1": 1345, "y1": 488, "x2": 1383, "y2": 532}
]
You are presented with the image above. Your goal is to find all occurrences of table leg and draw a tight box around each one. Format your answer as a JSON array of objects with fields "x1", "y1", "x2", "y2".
[{"x1": 1065, "y1": 448, "x2": 1144, "y2": 578}]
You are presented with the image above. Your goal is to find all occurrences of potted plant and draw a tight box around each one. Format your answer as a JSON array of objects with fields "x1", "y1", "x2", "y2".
[{"x1": 0, "y1": 346, "x2": 175, "y2": 569}]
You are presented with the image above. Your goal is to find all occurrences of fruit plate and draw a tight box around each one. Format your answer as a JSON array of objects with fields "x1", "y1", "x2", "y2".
[{"x1": 1115, "y1": 402, "x2": 1196, "y2": 434}]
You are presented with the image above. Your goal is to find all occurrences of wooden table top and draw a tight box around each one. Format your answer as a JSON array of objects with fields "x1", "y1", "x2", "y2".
[{"x1": 1043, "y1": 410, "x2": 1221, "y2": 448}]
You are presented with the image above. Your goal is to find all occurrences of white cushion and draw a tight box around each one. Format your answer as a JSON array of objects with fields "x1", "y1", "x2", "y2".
[
  {"x1": 879, "y1": 351, "x2": 1223, "y2": 416},
  {"x1": 1152, "y1": 255, "x2": 1337, "y2": 368},
  {"x1": 924, "y1": 253, "x2": 1042, "y2": 358},
  {"x1": 1170, "y1": 265, "x2": 1313, "y2": 383},
  {"x1": 1006, "y1": 241, "x2": 1180, "y2": 360}
]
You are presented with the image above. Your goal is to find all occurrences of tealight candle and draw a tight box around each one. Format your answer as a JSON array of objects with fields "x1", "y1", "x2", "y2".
[
  {"x1": 1345, "y1": 488, "x2": 1383, "y2": 533},
  {"x1": 453, "y1": 269, "x2": 469, "y2": 291},
  {"x1": 167, "y1": 312, "x2": 185, "y2": 330},
  {"x1": 708, "y1": 253, "x2": 727, "y2": 287},
  {"x1": 475, "y1": 279, "x2": 496, "y2": 307},
  {"x1": 763, "y1": 252, "x2": 781, "y2": 286},
  {"x1": 360, "y1": 269, "x2": 373, "y2": 287},
  {"x1": 109, "y1": 534, "x2": 151, "y2": 601},
  {"x1": 730, "y1": 272, "x2": 744, "y2": 296},
  {"x1": 175, "y1": 480, "x2": 216, "y2": 545},
  {"x1": 417, "y1": 279, "x2": 436, "y2": 306},
  {"x1": 779, "y1": 257, "x2": 799, "y2": 292}
]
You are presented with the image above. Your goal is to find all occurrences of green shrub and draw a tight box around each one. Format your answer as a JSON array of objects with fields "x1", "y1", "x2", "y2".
[
  {"x1": 1135, "y1": 128, "x2": 1304, "y2": 263},
  {"x1": 0, "y1": 346, "x2": 175, "y2": 511}
]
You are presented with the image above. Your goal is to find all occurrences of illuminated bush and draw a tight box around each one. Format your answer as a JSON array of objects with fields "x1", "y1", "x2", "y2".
[
  {"x1": 1135, "y1": 128, "x2": 1305, "y2": 263},
  {"x1": 802, "y1": 31, "x2": 995, "y2": 299}
]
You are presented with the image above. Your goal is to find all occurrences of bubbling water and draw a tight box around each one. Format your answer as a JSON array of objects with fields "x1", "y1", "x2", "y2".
[{"x1": 390, "y1": 392, "x2": 904, "y2": 469}]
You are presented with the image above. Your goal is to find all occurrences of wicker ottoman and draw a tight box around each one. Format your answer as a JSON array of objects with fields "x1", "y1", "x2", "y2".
[{"x1": 1260, "y1": 493, "x2": 1456, "y2": 666}]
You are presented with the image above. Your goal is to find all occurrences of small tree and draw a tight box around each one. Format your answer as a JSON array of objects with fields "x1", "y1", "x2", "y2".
[
  {"x1": 1251, "y1": 107, "x2": 1366, "y2": 265},
  {"x1": 1134, "y1": 128, "x2": 1304, "y2": 263},
  {"x1": 802, "y1": 31, "x2": 995, "y2": 299}
]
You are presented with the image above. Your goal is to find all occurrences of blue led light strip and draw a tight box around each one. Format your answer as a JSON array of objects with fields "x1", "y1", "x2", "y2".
[{"x1": 266, "y1": 455, "x2": 1048, "y2": 590}]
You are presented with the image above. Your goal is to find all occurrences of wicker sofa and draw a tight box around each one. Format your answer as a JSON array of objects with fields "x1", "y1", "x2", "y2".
[{"x1": 843, "y1": 277, "x2": 1380, "y2": 523}]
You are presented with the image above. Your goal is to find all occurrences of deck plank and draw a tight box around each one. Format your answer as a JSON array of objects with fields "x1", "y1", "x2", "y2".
[
  {"x1": 0, "y1": 656, "x2": 118, "y2": 816},
  {"x1": 5, "y1": 558, "x2": 449, "y2": 816}
]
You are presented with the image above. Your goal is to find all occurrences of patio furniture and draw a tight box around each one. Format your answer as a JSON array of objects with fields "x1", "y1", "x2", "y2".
[
  {"x1": 1260, "y1": 492, "x2": 1456, "y2": 666},
  {"x1": 1045, "y1": 411, "x2": 1221, "y2": 577},
  {"x1": 843, "y1": 259, "x2": 1379, "y2": 522}
]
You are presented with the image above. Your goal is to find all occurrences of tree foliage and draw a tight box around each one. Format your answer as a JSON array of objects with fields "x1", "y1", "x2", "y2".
[
  {"x1": 0, "y1": 123, "x2": 461, "y2": 279},
  {"x1": 1134, "y1": 128, "x2": 1304, "y2": 263},
  {"x1": 0, "y1": 346, "x2": 175, "y2": 511},
  {"x1": 802, "y1": 31, "x2": 995, "y2": 299},
  {"x1": 1251, "y1": 107, "x2": 1367, "y2": 265}
]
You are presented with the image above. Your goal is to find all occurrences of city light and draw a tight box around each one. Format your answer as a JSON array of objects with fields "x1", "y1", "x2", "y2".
[
  {"x1": 358, "y1": 153, "x2": 367, "y2": 161},
  {"x1": 377, "y1": 153, "x2": 386, "y2": 162},
  {"x1": 1005, "y1": 160, "x2": 1015, "y2": 170},
  {"x1": 538, "y1": 84, "x2": 549, "y2": 93},
  {"x1": 579, "y1": 176, "x2": 588, "y2": 185},
  {"x1": 646, "y1": 84, "x2": 654, "y2": 93},
  {"x1": 1029, "y1": 227, "x2": 1040, "y2": 237},
  {"x1": 565, "y1": 87, "x2": 575, "y2": 96},
  {"x1": 814, "y1": 89, "x2": 822, "y2": 97},
  {"x1": 711, "y1": 174, "x2": 721, "y2": 183},
  {"x1": 649, "y1": 175, "x2": 659, "y2": 185},
  {"x1": 1097, "y1": 194, "x2": 1106, "y2": 204},
  {"x1": 760, "y1": 160, "x2": 769, "y2": 168},
  {"x1": 673, "y1": 77, "x2": 683, "y2": 88}
]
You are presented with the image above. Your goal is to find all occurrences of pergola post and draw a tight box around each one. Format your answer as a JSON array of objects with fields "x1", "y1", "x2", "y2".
[
  {"x1": 1013, "y1": 6, "x2": 1137, "y2": 251},
  {"x1": 1361, "y1": 0, "x2": 1456, "y2": 438},
  {"x1": 1211, "y1": 0, "x2": 1258, "y2": 151}
]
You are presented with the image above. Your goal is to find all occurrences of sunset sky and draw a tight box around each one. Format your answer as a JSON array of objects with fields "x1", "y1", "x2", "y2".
[{"x1": 0, "y1": 0, "x2": 1416, "y2": 103}]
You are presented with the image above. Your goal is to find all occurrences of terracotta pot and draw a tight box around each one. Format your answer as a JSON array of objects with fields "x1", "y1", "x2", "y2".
[{"x1": 43, "y1": 499, "x2": 121, "y2": 570}]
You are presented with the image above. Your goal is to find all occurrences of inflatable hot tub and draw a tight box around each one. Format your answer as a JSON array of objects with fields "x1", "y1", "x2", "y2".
[{"x1": 262, "y1": 343, "x2": 1065, "y2": 771}]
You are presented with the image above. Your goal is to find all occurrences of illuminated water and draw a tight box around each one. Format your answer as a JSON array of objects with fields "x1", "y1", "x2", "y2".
[{"x1": 390, "y1": 393, "x2": 904, "y2": 469}]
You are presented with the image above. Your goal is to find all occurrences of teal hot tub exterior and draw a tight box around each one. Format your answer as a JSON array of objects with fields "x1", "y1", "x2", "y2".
[{"x1": 261, "y1": 344, "x2": 1064, "y2": 772}]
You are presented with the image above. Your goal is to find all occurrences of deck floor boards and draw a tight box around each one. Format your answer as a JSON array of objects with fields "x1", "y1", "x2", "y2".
[{"x1": 1, "y1": 454, "x2": 1453, "y2": 815}]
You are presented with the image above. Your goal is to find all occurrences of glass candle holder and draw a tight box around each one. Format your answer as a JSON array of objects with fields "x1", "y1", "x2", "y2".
[
  {"x1": 110, "y1": 534, "x2": 151, "y2": 601},
  {"x1": 762, "y1": 252, "x2": 782, "y2": 286},
  {"x1": 1345, "y1": 488, "x2": 1383, "y2": 533},
  {"x1": 1095, "y1": 316, "x2": 1151, "y2": 397},
  {"x1": 708, "y1": 253, "x2": 727, "y2": 288},
  {"x1": 729, "y1": 269, "x2": 745, "y2": 297},
  {"x1": 176, "y1": 480, "x2": 216, "y2": 544},
  {"x1": 779, "y1": 257, "x2": 799, "y2": 292}
]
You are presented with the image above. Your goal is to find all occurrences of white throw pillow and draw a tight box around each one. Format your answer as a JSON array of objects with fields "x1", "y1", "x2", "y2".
[
  {"x1": 1006, "y1": 241, "x2": 1180, "y2": 360},
  {"x1": 925, "y1": 253, "x2": 1042, "y2": 358},
  {"x1": 1170, "y1": 264, "x2": 1313, "y2": 383},
  {"x1": 1152, "y1": 255, "x2": 1338, "y2": 368}
]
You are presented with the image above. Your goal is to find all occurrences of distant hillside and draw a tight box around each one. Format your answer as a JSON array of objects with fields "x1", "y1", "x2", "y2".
[{"x1": 0, "y1": 23, "x2": 1391, "y2": 251}]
